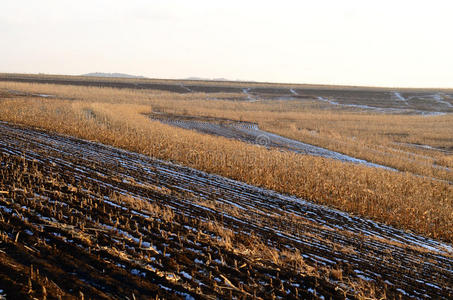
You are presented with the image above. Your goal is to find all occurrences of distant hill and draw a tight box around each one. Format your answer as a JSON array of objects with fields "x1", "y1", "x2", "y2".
[
  {"x1": 83, "y1": 72, "x2": 147, "y2": 79},
  {"x1": 185, "y1": 77, "x2": 232, "y2": 82}
]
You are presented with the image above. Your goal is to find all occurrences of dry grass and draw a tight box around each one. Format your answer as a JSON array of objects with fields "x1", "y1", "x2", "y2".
[
  {"x1": 109, "y1": 193, "x2": 386, "y2": 299},
  {"x1": 3, "y1": 81, "x2": 451, "y2": 179},
  {"x1": 0, "y1": 81, "x2": 452, "y2": 243}
]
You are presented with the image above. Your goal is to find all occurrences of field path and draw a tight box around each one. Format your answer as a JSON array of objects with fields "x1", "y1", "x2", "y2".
[{"x1": 152, "y1": 115, "x2": 394, "y2": 170}]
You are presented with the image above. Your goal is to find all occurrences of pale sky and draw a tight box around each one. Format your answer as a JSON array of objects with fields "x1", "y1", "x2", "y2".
[{"x1": 1, "y1": 0, "x2": 452, "y2": 87}]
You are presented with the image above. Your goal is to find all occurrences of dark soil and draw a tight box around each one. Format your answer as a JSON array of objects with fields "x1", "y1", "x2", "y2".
[{"x1": 0, "y1": 122, "x2": 452, "y2": 299}]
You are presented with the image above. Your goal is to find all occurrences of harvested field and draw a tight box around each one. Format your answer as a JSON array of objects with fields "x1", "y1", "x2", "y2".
[
  {"x1": 2, "y1": 0, "x2": 453, "y2": 298},
  {"x1": 0, "y1": 82, "x2": 452, "y2": 243},
  {"x1": 0, "y1": 122, "x2": 452, "y2": 299},
  {"x1": 1, "y1": 73, "x2": 452, "y2": 114}
]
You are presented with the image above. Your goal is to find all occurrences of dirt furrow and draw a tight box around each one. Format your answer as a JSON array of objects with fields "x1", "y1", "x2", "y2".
[{"x1": 0, "y1": 122, "x2": 452, "y2": 299}]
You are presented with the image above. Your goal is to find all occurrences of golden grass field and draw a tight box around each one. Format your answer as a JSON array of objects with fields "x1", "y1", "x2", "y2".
[{"x1": 0, "y1": 80, "x2": 452, "y2": 243}]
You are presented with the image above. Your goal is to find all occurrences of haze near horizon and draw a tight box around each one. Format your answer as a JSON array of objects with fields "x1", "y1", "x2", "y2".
[{"x1": 1, "y1": 0, "x2": 452, "y2": 88}]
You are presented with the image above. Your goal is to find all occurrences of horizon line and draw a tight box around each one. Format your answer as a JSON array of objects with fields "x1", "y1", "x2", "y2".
[{"x1": 2, "y1": 72, "x2": 453, "y2": 91}]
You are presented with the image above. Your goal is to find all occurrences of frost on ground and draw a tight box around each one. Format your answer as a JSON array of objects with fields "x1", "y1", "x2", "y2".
[
  {"x1": 289, "y1": 88, "x2": 299, "y2": 95},
  {"x1": 393, "y1": 92, "x2": 408, "y2": 105},
  {"x1": 316, "y1": 96, "x2": 448, "y2": 116},
  {"x1": 433, "y1": 93, "x2": 453, "y2": 108},
  {"x1": 151, "y1": 114, "x2": 394, "y2": 170},
  {"x1": 242, "y1": 88, "x2": 258, "y2": 102},
  {"x1": 0, "y1": 122, "x2": 451, "y2": 299}
]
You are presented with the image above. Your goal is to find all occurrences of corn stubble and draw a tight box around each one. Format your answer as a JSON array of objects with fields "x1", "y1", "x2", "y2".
[
  {"x1": 2, "y1": 122, "x2": 452, "y2": 299},
  {"x1": 0, "y1": 81, "x2": 452, "y2": 244}
]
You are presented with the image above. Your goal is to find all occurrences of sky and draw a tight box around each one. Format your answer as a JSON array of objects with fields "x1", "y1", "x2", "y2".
[{"x1": 1, "y1": 0, "x2": 452, "y2": 88}]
